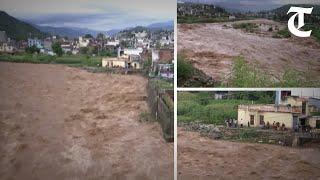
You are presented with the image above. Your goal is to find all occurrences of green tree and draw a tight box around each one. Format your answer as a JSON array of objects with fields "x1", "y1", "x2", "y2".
[
  {"x1": 80, "y1": 47, "x2": 89, "y2": 54},
  {"x1": 143, "y1": 58, "x2": 152, "y2": 69},
  {"x1": 120, "y1": 40, "x2": 130, "y2": 48},
  {"x1": 25, "y1": 45, "x2": 40, "y2": 54},
  {"x1": 51, "y1": 42, "x2": 63, "y2": 57},
  {"x1": 156, "y1": 42, "x2": 161, "y2": 49},
  {"x1": 96, "y1": 33, "x2": 105, "y2": 40},
  {"x1": 178, "y1": 56, "x2": 194, "y2": 81},
  {"x1": 100, "y1": 50, "x2": 117, "y2": 57},
  {"x1": 88, "y1": 46, "x2": 98, "y2": 55}
]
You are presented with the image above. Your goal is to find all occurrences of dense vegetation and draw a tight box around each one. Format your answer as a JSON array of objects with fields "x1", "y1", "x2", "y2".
[
  {"x1": 51, "y1": 42, "x2": 63, "y2": 57},
  {"x1": 178, "y1": 16, "x2": 230, "y2": 24},
  {"x1": 177, "y1": 55, "x2": 194, "y2": 82},
  {"x1": 0, "y1": 11, "x2": 47, "y2": 40},
  {"x1": 178, "y1": 3, "x2": 230, "y2": 23},
  {"x1": 232, "y1": 23, "x2": 259, "y2": 33},
  {"x1": 227, "y1": 57, "x2": 319, "y2": 87},
  {"x1": 177, "y1": 55, "x2": 217, "y2": 87},
  {"x1": 178, "y1": 92, "x2": 275, "y2": 124},
  {"x1": 25, "y1": 46, "x2": 40, "y2": 54},
  {"x1": 0, "y1": 54, "x2": 102, "y2": 67}
]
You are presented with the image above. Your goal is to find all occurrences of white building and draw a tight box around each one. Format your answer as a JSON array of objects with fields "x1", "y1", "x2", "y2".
[
  {"x1": 159, "y1": 36, "x2": 173, "y2": 46},
  {"x1": 28, "y1": 38, "x2": 43, "y2": 49},
  {"x1": 134, "y1": 31, "x2": 148, "y2": 39},
  {"x1": 61, "y1": 43, "x2": 72, "y2": 53},
  {"x1": 152, "y1": 49, "x2": 160, "y2": 63},
  {"x1": 291, "y1": 89, "x2": 320, "y2": 99},
  {"x1": 123, "y1": 47, "x2": 143, "y2": 56},
  {"x1": 229, "y1": 15, "x2": 236, "y2": 20},
  {"x1": 0, "y1": 43, "x2": 15, "y2": 53},
  {"x1": 107, "y1": 40, "x2": 120, "y2": 46},
  {"x1": 72, "y1": 49, "x2": 79, "y2": 55},
  {"x1": 40, "y1": 49, "x2": 55, "y2": 56},
  {"x1": 78, "y1": 36, "x2": 90, "y2": 47}
]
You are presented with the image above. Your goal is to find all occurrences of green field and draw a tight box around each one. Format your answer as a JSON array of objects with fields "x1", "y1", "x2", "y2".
[
  {"x1": 0, "y1": 54, "x2": 102, "y2": 67},
  {"x1": 232, "y1": 23, "x2": 259, "y2": 33},
  {"x1": 178, "y1": 92, "x2": 274, "y2": 125},
  {"x1": 178, "y1": 16, "x2": 230, "y2": 24}
]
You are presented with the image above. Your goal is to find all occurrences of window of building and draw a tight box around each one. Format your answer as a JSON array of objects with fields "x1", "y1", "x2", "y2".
[
  {"x1": 316, "y1": 120, "x2": 320, "y2": 129},
  {"x1": 302, "y1": 102, "x2": 306, "y2": 114},
  {"x1": 259, "y1": 115, "x2": 264, "y2": 125},
  {"x1": 250, "y1": 115, "x2": 254, "y2": 125}
]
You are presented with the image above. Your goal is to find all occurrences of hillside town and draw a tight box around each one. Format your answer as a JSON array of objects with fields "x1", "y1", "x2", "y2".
[{"x1": 0, "y1": 27, "x2": 174, "y2": 79}]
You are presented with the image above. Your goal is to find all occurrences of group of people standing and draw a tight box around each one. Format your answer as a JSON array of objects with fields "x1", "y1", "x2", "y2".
[{"x1": 225, "y1": 118, "x2": 237, "y2": 128}]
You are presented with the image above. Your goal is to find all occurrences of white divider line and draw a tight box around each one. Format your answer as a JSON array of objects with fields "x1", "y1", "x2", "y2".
[
  {"x1": 174, "y1": 1, "x2": 178, "y2": 180},
  {"x1": 176, "y1": 88, "x2": 320, "y2": 92}
]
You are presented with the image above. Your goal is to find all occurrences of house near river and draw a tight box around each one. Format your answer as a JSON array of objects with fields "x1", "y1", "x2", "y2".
[
  {"x1": 102, "y1": 47, "x2": 143, "y2": 69},
  {"x1": 238, "y1": 91, "x2": 320, "y2": 130}
]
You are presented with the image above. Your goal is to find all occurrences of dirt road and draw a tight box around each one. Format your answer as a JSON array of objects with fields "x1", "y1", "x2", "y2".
[
  {"x1": 0, "y1": 62, "x2": 173, "y2": 180},
  {"x1": 178, "y1": 19, "x2": 320, "y2": 82},
  {"x1": 178, "y1": 128, "x2": 320, "y2": 180}
]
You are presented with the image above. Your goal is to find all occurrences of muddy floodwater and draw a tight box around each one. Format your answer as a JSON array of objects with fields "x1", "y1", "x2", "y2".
[
  {"x1": 178, "y1": 128, "x2": 320, "y2": 180},
  {"x1": 178, "y1": 19, "x2": 320, "y2": 83},
  {"x1": 0, "y1": 62, "x2": 173, "y2": 180}
]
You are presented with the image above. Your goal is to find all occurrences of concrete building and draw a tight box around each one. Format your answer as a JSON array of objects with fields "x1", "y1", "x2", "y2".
[
  {"x1": 0, "y1": 31, "x2": 7, "y2": 43},
  {"x1": 152, "y1": 49, "x2": 160, "y2": 63},
  {"x1": 238, "y1": 104, "x2": 301, "y2": 129},
  {"x1": 238, "y1": 95, "x2": 320, "y2": 129},
  {"x1": 102, "y1": 57, "x2": 127, "y2": 68},
  {"x1": 129, "y1": 55, "x2": 142, "y2": 69},
  {"x1": 78, "y1": 36, "x2": 90, "y2": 47},
  {"x1": 291, "y1": 89, "x2": 320, "y2": 99},
  {"x1": 229, "y1": 15, "x2": 236, "y2": 20},
  {"x1": 28, "y1": 38, "x2": 43, "y2": 49},
  {"x1": 0, "y1": 42, "x2": 15, "y2": 53},
  {"x1": 102, "y1": 56, "x2": 142, "y2": 70},
  {"x1": 107, "y1": 40, "x2": 120, "y2": 46},
  {"x1": 123, "y1": 48, "x2": 143, "y2": 56},
  {"x1": 308, "y1": 116, "x2": 320, "y2": 129},
  {"x1": 158, "y1": 64, "x2": 173, "y2": 79},
  {"x1": 61, "y1": 43, "x2": 72, "y2": 53},
  {"x1": 43, "y1": 40, "x2": 52, "y2": 51},
  {"x1": 134, "y1": 31, "x2": 148, "y2": 39}
]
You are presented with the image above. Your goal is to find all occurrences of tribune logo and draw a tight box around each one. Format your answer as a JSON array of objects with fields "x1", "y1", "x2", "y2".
[{"x1": 287, "y1": 6, "x2": 313, "y2": 37}]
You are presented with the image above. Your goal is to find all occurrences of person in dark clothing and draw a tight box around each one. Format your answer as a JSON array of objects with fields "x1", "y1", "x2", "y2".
[{"x1": 266, "y1": 121, "x2": 270, "y2": 129}]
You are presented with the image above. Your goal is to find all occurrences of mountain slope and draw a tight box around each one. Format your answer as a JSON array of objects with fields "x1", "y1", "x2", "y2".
[
  {"x1": 271, "y1": 4, "x2": 320, "y2": 22},
  {"x1": 0, "y1": 11, "x2": 47, "y2": 40},
  {"x1": 35, "y1": 21, "x2": 173, "y2": 38},
  {"x1": 147, "y1": 21, "x2": 174, "y2": 30},
  {"x1": 271, "y1": 4, "x2": 320, "y2": 15},
  {"x1": 35, "y1": 25, "x2": 102, "y2": 39}
]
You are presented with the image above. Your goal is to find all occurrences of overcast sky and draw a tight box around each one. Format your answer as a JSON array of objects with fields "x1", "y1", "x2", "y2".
[
  {"x1": 0, "y1": 0, "x2": 175, "y2": 31},
  {"x1": 181, "y1": 0, "x2": 320, "y2": 11}
]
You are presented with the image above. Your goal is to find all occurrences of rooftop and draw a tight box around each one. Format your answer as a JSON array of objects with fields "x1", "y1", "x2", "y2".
[
  {"x1": 238, "y1": 104, "x2": 302, "y2": 114},
  {"x1": 102, "y1": 57, "x2": 127, "y2": 62}
]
